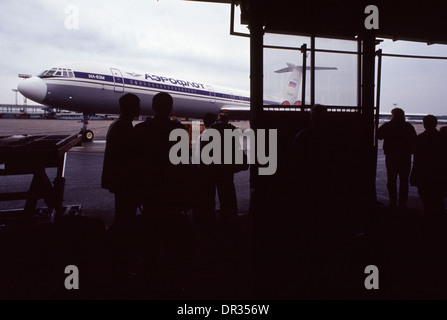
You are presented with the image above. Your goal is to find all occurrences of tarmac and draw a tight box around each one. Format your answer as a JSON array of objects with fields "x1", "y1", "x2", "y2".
[
  {"x1": 0, "y1": 118, "x2": 252, "y2": 300},
  {"x1": 0, "y1": 118, "x2": 427, "y2": 216},
  {"x1": 1, "y1": 118, "x2": 447, "y2": 300}
]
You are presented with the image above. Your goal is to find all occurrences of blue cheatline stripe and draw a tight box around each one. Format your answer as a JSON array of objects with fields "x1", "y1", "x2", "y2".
[
  {"x1": 49, "y1": 72, "x2": 276, "y2": 106},
  {"x1": 73, "y1": 71, "x2": 251, "y2": 105}
]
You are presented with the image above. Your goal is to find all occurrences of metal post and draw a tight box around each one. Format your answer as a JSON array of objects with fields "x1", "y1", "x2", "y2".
[
  {"x1": 357, "y1": 38, "x2": 362, "y2": 108},
  {"x1": 375, "y1": 49, "x2": 382, "y2": 148},
  {"x1": 248, "y1": 3, "x2": 264, "y2": 199},
  {"x1": 372, "y1": 49, "x2": 383, "y2": 203},
  {"x1": 311, "y1": 36, "x2": 315, "y2": 106},
  {"x1": 361, "y1": 31, "x2": 377, "y2": 204},
  {"x1": 249, "y1": 14, "x2": 264, "y2": 131},
  {"x1": 301, "y1": 43, "x2": 307, "y2": 106}
]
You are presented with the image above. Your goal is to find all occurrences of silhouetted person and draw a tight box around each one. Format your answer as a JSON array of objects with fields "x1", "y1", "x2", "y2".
[
  {"x1": 410, "y1": 115, "x2": 446, "y2": 214},
  {"x1": 101, "y1": 93, "x2": 141, "y2": 288},
  {"x1": 135, "y1": 93, "x2": 189, "y2": 214},
  {"x1": 293, "y1": 104, "x2": 334, "y2": 211},
  {"x1": 208, "y1": 112, "x2": 238, "y2": 224},
  {"x1": 203, "y1": 112, "x2": 217, "y2": 128},
  {"x1": 170, "y1": 113, "x2": 181, "y2": 124},
  {"x1": 440, "y1": 126, "x2": 447, "y2": 137},
  {"x1": 293, "y1": 104, "x2": 344, "y2": 293},
  {"x1": 194, "y1": 112, "x2": 217, "y2": 227},
  {"x1": 377, "y1": 108, "x2": 417, "y2": 208},
  {"x1": 134, "y1": 92, "x2": 193, "y2": 294},
  {"x1": 102, "y1": 93, "x2": 141, "y2": 223}
]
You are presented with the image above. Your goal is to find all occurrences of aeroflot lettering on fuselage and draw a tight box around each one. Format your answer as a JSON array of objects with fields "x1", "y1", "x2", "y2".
[{"x1": 145, "y1": 74, "x2": 205, "y2": 89}]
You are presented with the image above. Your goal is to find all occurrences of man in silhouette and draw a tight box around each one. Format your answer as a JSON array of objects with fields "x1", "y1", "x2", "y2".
[
  {"x1": 134, "y1": 92, "x2": 193, "y2": 293},
  {"x1": 170, "y1": 113, "x2": 181, "y2": 124},
  {"x1": 101, "y1": 93, "x2": 141, "y2": 288},
  {"x1": 410, "y1": 115, "x2": 446, "y2": 214},
  {"x1": 102, "y1": 93, "x2": 141, "y2": 225},
  {"x1": 194, "y1": 112, "x2": 217, "y2": 227},
  {"x1": 135, "y1": 92, "x2": 189, "y2": 215},
  {"x1": 377, "y1": 108, "x2": 417, "y2": 208},
  {"x1": 293, "y1": 104, "x2": 335, "y2": 211},
  {"x1": 208, "y1": 112, "x2": 238, "y2": 224}
]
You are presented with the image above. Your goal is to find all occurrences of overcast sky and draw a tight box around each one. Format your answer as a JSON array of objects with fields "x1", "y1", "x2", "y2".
[
  {"x1": 0, "y1": 0, "x2": 250, "y2": 103},
  {"x1": 1, "y1": 0, "x2": 447, "y2": 115}
]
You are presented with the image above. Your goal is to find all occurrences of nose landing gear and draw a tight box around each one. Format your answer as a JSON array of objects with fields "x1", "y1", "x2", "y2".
[{"x1": 79, "y1": 113, "x2": 95, "y2": 142}]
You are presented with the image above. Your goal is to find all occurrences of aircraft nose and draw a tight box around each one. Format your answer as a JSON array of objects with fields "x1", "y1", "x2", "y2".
[{"x1": 17, "y1": 77, "x2": 47, "y2": 103}]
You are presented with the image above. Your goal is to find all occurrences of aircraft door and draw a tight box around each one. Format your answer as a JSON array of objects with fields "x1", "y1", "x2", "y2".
[
  {"x1": 110, "y1": 68, "x2": 124, "y2": 93},
  {"x1": 207, "y1": 85, "x2": 216, "y2": 103}
]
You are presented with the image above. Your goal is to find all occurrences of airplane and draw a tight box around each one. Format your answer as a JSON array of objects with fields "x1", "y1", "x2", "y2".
[{"x1": 17, "y1": 61, "x2": 336, "y2": 141}]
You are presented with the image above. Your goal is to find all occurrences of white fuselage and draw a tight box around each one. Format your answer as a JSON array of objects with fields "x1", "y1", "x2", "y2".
[{"x1": 18, "y1": 62, "x2": 257, "y2": 119}]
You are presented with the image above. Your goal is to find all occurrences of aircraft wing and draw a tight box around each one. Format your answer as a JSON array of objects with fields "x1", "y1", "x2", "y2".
[
  {"x1": 220, "y1": 105, "x2": 250, "y2": 120},
  {"x1": 275, "y1": 64, "x2": 337, "y2": 73}
]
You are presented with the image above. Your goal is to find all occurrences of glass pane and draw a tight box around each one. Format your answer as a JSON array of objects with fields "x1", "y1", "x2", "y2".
[
  {"x1": 315, "y1": 37, "x2": 357, "y2": 52},
  {"x1": 264, "y1": 32, "x2": 310, "y2": 49},
  {"x1": 377, "y1": 39, "x2": 447, "y2": 116},
  {"x1": 378, "y1": 38, "x2": 447, "y2": 56},
  {"x1": 263, "y1": 35, "x2": 358, "y2": 107},
  {"x1": 380, "y1": 55, "x2": 447, "y2": 116},
  {"x1": 314, "y1": 52, "x2": 357, "y2": 106},
  {"x1": 37, "y1": 70, "x2": 48, "y2": 78},
  {"x1": 39, "y1": 68, "x2": 57, "y2": 78},
  {"x1": 264, "y1": 46, "x2": 306, "y2": 105}
]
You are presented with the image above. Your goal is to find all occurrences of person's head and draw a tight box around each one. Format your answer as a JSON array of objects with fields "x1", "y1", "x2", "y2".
[
  {"x1": 423, "y1": 114, "x2": 438, "y2": 130},
  {"x1": 152, "y1": 92, "x2": 173, "y2": 117},
  {"x1": 119, "y1": 93, "x2": 140, "y2": 119},
  {"x1": 391, "y1": 108, "x2": 405, "y2": 122},
  {"x1": 310, "y1": 104, "x2": 327, "y2": 124},
  {"x1": 203, "y1": 113, "x2": 217, "y2": 128},
  {"x1": 217, "y1": 112, "x2": 229, "y2": 124}
]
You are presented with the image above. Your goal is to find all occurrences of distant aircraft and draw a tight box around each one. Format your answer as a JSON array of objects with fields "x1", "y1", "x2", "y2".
[{"x1": 17, "y1": 61, "x2": 336, "y2": 141}]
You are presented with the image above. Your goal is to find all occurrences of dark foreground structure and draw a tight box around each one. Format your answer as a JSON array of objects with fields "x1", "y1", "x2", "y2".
[{"x1": 228, "y1": 0, "x2": 447, "y2": 299}]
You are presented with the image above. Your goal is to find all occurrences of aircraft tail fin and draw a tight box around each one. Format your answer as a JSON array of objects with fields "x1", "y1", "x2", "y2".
[{"x1": 274, "y1": 63, "x2": 337, "y2": 105}]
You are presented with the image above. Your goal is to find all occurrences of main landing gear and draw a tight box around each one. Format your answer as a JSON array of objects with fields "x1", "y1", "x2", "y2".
[{"x1": 79, "y1": 113, "x2": 95, "y2": 142}]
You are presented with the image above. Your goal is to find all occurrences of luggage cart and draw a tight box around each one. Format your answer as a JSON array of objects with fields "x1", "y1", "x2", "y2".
[{"x1": 0, "y1": 134, "x2": 82, "y2": 223}]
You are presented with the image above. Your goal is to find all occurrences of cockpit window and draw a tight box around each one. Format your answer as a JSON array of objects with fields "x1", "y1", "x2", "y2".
[
  {"x1": 38, "y1": 68, "x2": 57, "y2": 78},
  {"x1": 38, "y1": 67, "x2": 75, "y2": 78}
]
